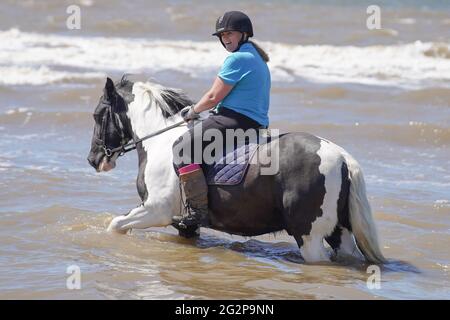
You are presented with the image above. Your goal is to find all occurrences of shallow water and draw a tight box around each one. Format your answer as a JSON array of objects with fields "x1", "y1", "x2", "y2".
[{"x1": 0, "y1": 0, "x2": 449, "y2": 299}]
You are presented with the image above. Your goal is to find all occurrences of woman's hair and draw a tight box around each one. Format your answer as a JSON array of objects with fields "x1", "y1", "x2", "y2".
[{"x1": 248, "y1": 40, "x2": 269, "y2": 63}]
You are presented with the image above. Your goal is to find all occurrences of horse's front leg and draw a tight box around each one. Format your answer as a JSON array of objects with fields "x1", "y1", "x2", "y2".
[{"x1": 107, "y1": 203, "x2": 174, "y2": 234}]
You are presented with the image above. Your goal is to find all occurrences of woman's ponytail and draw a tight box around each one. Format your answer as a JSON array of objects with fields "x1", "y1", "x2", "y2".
[{"x1": 248, "y1": 40, "x2": 269, "y2": 63}]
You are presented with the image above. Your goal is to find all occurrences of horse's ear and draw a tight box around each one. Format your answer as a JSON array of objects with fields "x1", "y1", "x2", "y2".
[{"x1": 104, "y1": 77, "x2": 116, "y2": 101}]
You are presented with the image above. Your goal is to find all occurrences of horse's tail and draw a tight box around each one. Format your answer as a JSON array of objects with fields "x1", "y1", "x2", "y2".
[{"x1": 342, "y1": 152, "x2": 386, "y2": 264}]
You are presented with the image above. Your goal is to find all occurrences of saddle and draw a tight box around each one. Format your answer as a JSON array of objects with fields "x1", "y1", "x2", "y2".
[{"x1": 203, "y1": 142, "x2": 259, "y2": 186}]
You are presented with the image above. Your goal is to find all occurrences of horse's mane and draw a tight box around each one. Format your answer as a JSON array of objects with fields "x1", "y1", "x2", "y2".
[{"x1": 117, "y1": 75, "x2": 194, "y2": 118}]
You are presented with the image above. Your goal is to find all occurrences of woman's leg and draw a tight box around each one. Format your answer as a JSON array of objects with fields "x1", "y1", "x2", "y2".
[
  {"x1": 171, "y1": 110, "x2": 263, "y2": 234},
  {"x1": 171, "y1": 117, "x2": 222, "y2": 233}
]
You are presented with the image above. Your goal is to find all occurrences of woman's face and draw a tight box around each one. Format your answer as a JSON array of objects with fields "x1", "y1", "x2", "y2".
[{"x1": 220, "y1": 31, "x2": 243, "y2": 52}]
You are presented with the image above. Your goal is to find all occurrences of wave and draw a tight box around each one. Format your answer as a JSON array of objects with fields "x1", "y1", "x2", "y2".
[
  {"x1": 1, "y1": 107, "x2": 449, "y2": 150},
  {"x1": 272, "y1": 121, "x2": 450, "y2": 147},
  {"x1": 1, "y1": 105, "x2": 448, "y2": 147},
  {"x1": 423, "y1": 42, "x2": 450, "y2": 59},
  {"x1": 396, "y1": 87, "x2": 450, "y2": 103},
  {"x1": 0, "y1": 66, "x2": 104, "y2": 86},
  {"x1": 0, "y1": 29, "x2": 449, "y2": 88},
  {"x1": 0, "y1": 107, "x2": 91, "y2": 127}
]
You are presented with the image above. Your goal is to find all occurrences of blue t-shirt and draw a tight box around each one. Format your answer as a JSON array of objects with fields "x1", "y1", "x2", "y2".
[{"x1": 217, "y1": 42, "x2": 271, "y2": 127}]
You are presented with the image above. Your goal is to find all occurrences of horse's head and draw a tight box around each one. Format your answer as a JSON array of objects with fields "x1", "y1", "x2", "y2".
[{"x1": 87, "y1": 77, "x2": 133, "y2": 172}]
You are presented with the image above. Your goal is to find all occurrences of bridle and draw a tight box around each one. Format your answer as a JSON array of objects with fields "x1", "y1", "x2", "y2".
[{"x1": 94, "y1": 99, "x2": 185, "y2": 159}]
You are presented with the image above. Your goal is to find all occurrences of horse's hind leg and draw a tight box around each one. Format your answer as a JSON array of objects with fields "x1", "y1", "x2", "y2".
[
  {"x1": 287, "y1": 193, "x2": 340, "y2": 263},
  {"x1": 283, "y1": 204, "x2": 333, "y2": 262},
  {"x1": 283, "y1": 194, "x2": 335, "y2": 263}
]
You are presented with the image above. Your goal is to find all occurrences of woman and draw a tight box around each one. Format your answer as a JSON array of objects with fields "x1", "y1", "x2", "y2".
[{"x1": 172, "y1": 11, "x2": 271, "y2": 230}]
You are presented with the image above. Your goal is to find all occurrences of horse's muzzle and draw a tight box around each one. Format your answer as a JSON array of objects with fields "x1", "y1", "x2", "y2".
[{"x1": 87, "y1": 151, "x2": 103, "y2": 171}]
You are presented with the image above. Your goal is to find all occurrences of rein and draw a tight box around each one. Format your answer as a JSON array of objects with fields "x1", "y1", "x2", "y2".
[{"x1": 104, "y1": 119, "x2": 185, "y2": 157}]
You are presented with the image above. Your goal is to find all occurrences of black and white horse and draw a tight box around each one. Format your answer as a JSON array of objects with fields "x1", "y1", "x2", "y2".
[{"x1": 87, "y1": 77, "x2": 386, "y2": 264}]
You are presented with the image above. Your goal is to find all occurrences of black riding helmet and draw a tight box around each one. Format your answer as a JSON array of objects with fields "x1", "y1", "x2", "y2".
[{"x1": 212, "y1": 11, "x2": 253, "y2": 51}]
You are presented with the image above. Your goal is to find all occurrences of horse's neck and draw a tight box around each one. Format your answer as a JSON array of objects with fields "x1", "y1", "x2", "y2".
[
  {"x1": 126, "y1": 82, "x2": 188, "y2": 156},
  {"x1": 126, "y1": 82, "x2": 183, "y2": 139}
]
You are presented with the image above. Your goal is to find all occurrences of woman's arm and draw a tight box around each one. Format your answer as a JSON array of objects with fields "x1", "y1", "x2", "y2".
[{"x1": 192, "y1": 77, "x2": 233, "y2": 113}]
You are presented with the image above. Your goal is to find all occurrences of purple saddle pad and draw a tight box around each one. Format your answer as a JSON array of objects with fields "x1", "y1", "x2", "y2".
[{"x1": 203, "y1": 143, "x2": 259, "y2": 186}]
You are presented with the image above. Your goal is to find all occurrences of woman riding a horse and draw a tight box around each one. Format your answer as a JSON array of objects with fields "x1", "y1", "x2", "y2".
[
  {"x1": 87, "y1": 11, "x2": 385, "y2": 264},
  {"x1": 171, "y1": 11, "x2": 271, "y2": 230}
]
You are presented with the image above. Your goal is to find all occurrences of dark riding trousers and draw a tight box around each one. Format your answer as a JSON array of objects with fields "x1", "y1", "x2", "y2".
[{"x1": 172, "y1": 107, "x2": 264, "y2": 170}]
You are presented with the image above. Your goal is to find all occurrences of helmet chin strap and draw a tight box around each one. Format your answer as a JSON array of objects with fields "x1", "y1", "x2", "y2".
[{"x1": 233, "y1": 33, "x2": 248, "y2": 52}]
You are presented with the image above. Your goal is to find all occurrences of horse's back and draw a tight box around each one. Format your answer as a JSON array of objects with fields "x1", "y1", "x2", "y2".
[{"x1": 207, "y1": 131, "x2": 347, "y2": 236}]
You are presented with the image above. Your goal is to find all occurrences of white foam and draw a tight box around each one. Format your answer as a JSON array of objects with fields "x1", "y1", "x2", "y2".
[
  {"x1": 0, "y1": 161, "x2": 13, "y2": 168},
  {"x1": 266, "y1": 40, "x2": 450, "y2": 88},
  {"x1": 397, "y1": 18, "x2": 416, "y2": 25},
  {"x1": 0, "y1": 28, "x2": 449, "y2": 88},
  {"x1": 0, "y1": 66, "x2": 104, "y2": 86},
  {"x1": 79, "y1": 0, "x2": 94, "y2": 7},
  {"x1": 5, "y1": 107, "x2": 32, "y2": 114}
]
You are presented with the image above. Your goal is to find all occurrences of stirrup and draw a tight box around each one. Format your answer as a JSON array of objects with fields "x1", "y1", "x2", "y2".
[
  {"x1": 172, "y1": 213, "x2": 201, "y2": 230},
  {"x1": 171, "y1": 214, "x2": 200, "y2": 239}
]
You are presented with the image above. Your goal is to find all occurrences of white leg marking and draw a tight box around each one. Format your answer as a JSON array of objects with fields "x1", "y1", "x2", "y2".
[
  {"x1": 300, "y1": 235, "x2": 330, "y2": 262},
  {"x1": 107, "y1": 204, "x2": 173, "y2": 234}
]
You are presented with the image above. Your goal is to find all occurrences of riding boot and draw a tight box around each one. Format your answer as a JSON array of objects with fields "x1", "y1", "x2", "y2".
[{"x1": 172, "y1": 164, "x2": 209, "y2": 231}]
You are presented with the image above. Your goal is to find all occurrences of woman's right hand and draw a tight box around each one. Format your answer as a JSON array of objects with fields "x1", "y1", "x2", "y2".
[{"x1": 180, "y1": 105, "x2": 200, "y2": 122}]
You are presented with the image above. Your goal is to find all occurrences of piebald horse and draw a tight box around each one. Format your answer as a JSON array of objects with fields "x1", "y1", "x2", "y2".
[{"x1": 87, "y1": 76, "x2": 386, "y2": 264}]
